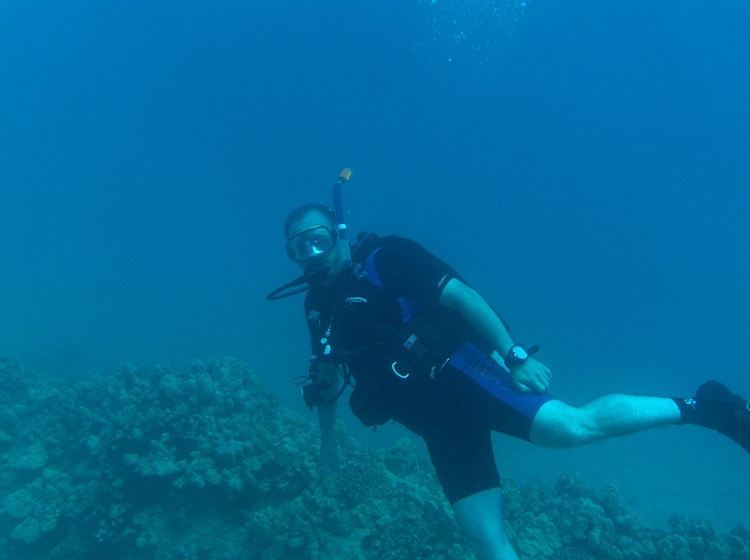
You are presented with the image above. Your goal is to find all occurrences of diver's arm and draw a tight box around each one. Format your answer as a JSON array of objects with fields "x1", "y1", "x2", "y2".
[
  {"x1": 316, "y1": 362, "x2": 341, "y2": 471},
  {"x1": 439, "y1": 278, "x2": 551, "y2": 394}
]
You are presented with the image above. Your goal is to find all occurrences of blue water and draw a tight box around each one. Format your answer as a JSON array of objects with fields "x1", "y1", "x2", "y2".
[{"x1": 1, "y1": 1, "x2": 748, "y2": 528}]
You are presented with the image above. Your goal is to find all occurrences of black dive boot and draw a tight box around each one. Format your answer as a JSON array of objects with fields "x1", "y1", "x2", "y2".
[{"x1": 677, "y1": 381, "x2": 750, "y2": 453}]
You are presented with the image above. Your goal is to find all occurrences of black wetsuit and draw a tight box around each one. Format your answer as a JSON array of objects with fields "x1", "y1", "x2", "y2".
[{"x1": 304, "y1": 235, "x2": 552, "y2": 504}]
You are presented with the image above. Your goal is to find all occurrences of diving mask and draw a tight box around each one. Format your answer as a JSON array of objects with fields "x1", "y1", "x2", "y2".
[{"x1": 285, "y1": 225, "x2": 338, "y2": 263}]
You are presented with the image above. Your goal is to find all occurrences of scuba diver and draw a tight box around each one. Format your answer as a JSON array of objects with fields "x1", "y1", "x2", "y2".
[{"x1": 267, "y1": 169, "x2": 750, "y2": 560}]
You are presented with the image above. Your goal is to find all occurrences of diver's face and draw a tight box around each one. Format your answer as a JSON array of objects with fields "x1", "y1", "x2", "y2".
[{"x1": 286, "y1": 210, "x2": 344, "y2": 285}]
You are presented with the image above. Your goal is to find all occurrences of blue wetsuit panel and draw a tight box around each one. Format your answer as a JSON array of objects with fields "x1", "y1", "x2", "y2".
[
  {"x1": 449, "y1": 342, "x2": 551, "y2": 421},
  {"x1": 365, "y1": 248, "x2": 419, "y2": 323}
]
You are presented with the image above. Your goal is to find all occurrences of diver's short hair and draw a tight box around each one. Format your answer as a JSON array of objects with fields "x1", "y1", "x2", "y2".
[{"x1": 284, "y1": 203, "x2": 337, "y2": 238}]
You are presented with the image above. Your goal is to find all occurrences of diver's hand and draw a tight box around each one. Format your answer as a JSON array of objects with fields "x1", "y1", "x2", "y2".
[{"x1": 510, "y1": 358, "x2": 551, "y2": 394}]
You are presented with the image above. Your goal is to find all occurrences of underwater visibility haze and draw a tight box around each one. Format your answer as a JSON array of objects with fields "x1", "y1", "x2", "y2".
[{"x1": 1, "y1": 1, "x2": 749, "y2": 558}]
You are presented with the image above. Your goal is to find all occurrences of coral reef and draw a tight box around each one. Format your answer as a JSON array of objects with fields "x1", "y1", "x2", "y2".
[{"x1": 0, "y1": 356, "x2": 747, "y2": 559}]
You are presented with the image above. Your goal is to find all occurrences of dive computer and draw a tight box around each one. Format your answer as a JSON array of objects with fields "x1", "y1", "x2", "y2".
[{"x1": 505, "y1": 344, "x2": 530, "y2": 368}]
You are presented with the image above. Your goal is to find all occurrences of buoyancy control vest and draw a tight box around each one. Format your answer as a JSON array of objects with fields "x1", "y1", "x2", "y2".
[{"x1": 304, "y1": 233, "x2": 481, "y2": 425}]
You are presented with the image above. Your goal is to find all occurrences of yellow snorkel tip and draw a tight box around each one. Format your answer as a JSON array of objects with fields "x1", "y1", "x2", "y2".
[{"x1": 338, "y1": 168, "x2": 353, "y2": 183}]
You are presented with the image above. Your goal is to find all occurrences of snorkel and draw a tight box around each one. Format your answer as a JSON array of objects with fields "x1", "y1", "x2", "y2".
[
  {"x1": 332, "y1": 168, "x2": 353, "y2": 271},
  {"x1": 266, "y1": 168, "x2": 353, "y2": 301}
]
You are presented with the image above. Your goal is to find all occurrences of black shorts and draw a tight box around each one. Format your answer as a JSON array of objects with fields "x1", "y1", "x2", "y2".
[{"x1": 390, "y1": 342, "x2": 553, "y2": 505}]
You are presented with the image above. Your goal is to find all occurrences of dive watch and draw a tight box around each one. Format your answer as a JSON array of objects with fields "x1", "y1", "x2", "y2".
[{"x1": 505, "y1": 344, "x2": 529, "y2": 368}]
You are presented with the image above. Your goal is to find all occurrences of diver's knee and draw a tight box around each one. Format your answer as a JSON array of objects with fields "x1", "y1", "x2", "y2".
[
  {"x1": 531, "y1": 401, "x2": 592, "y2": 447},
  {"x1": 453, "y1": 488, "x2": 518, "y2": 559},
  {"x1": 460, "y1": 521, "x2": 517, "y2": 560}
]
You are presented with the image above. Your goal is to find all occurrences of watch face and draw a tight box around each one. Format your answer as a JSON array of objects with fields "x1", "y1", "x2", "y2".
[{"x1": 512, "y1": 346, "x2": 528, "y2": 360}]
